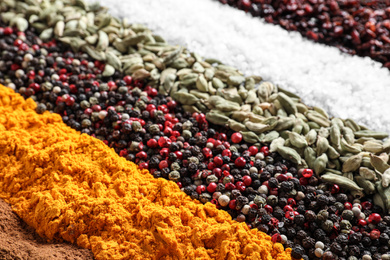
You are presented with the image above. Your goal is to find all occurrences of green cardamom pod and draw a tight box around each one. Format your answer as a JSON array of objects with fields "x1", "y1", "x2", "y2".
[
  {"x1": 359, "y1": 167, "x2": 378, "y2": 181},
  {"x1": 227, "y1": 120, "x2": 247, "y2": 132},
  {"x1": 345, "y1": 118, "x2": 361, "y2": 132},
  {"x1": 304, "y1": 146, "x2": 316, "y2": 169},
  {"x1": 277, "y1": 146, "x2": 302, "y2": 165},
  {"x1": 102, "y1": 64, "x2": 115, "y2": 77},
  {"x1": 343, "y1": 127, "x2": 355, "y2": 145},
  {"x1": 174, "y1": 92, "x2": 199, "y2": 106},
  {"x1": 342, "y1": 153, "x2": 363, "y2": 173},
  {"x1": 313, "y1": 153, "x2": 328, "y2": 176},
  {"x1": 270, "y1": 137, "x2": 286, "y2": 152},
  {"x1": 363, "y1": 140, "x2": 383, "y2": 153},
  {"x1": 196, "y1": 74, "x2": 209, "y2": 92},
  {"x1": 288, "y1": 131, "x2": 307, "y2": 148},
  {"x1": 245, "y1": 121, "x2": 270, "y2": 134},
  {"x1": 240, "y1": 131, "x2": 261, "y2": 144},
  {"x1": 316, "y1": 135, "x2": 329, "y2": 156},
  {"x1": 321, "y1": 173, "x2": 363, "y2": 191},
  {"x1": 277, "y1": 92, "x2": 297, "y2": 115},
  {"x1": 370, "y1": 154, "x2": 390, "y2": 174},
  {"x1": 355, "y1": 130, "x2": 389, "y2": 140},
  {"x1": 305, "y1": 129, "x2": 317, "y2": 146},
  {"x1": 261, "y1": 131, "x2": 280, "y2": 143},
  {"x1": 327, "y1": 145, "x2": 340, "y2": 160}
]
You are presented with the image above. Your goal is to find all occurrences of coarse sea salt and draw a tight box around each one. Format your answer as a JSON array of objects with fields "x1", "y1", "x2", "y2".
[{"x1": 96, "y1": 0, "x2": 390, "y2": 133}]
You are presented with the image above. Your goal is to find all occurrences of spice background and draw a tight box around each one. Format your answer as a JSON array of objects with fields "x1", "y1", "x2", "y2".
[{"x1": 0, "y1": 0, "x2": 388, "y2": 258}]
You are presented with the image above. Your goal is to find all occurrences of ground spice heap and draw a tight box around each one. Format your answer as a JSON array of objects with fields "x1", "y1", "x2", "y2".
[{"x1": 0, "y1": 85, "x2": 292, "y2": 260}]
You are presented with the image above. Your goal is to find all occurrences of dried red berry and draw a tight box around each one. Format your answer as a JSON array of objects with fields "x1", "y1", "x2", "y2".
[{"x1": 231, "y1": 132, "x2": 243, "y2": 143}]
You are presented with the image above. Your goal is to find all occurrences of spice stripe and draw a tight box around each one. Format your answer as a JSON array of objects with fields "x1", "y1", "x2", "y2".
[
  {"x1": 98, "y1": 0, "x2": 390, "y2": 133},
  {"x1": 0, "y1": 85, "x2": 292, "y2": 260}
]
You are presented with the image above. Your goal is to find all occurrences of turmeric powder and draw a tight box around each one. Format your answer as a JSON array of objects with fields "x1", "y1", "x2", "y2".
[{"x1": 0, "y1": 85, "x2": 292, "y2": 260}]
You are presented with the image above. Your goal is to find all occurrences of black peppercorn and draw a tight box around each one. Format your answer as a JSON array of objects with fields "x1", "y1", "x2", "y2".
[{"x1": 291, "y1": 245, "x2": 305, "y2": 259}]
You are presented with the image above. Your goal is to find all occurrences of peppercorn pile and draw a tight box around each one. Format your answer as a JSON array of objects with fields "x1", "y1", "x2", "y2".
[
  {"x1": 217, "y1": 0, "x2": 390, "y2": 69},
  {"x1": 3, "y1": 14, "x2": 390, "y2": 260}
]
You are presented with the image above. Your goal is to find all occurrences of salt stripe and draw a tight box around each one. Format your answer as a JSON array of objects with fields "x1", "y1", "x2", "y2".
[{"x1": 96, "y1": 0, "x2": 390, "y2": 133}]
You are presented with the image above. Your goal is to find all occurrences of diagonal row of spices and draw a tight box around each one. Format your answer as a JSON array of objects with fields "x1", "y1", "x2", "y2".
[
  {"x1": 0, "y1": 0, "x2": 390, "y2": 259},
  {"x1": 217, "y1": 0, "x2": 390, "y2": 69}
]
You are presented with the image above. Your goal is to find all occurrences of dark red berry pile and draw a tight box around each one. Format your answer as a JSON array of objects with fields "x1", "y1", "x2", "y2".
[
  {"x1": 2, "y1": 20, "x2": 390, "y2": 260},
  {"x1": 218, "y1": 0, "x2": 390, "y2": 68}
]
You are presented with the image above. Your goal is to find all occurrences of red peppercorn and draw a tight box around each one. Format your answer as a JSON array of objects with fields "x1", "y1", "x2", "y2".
[
  {"x1": 139, "y1": 162, "x2": 149, "y2": 169},
  {"x1": 123, "y1": 75, "x2": 132, "y2": 85},
  {"x1": 225, "y1": 183, "x2": 236, "y2": 190},
  {"x1": 11, "y1": 64, "x2": 20, "y2": 71},
  {"x1": 229, "y1": 199, "x2": 237, "y2": 210},
  {"x1": 299, "y1": 177, "x2": 308, "y2": 186},
  {"x1": 283, "y1": 205, "x2": 293, "y2": 212},
  {"x1": 207, "y1": 182, "x2": 217, "y2": 193},
  {"x1": 287, "y1": 198, "x2": 296, "y2": 206},
  {"x1": 264, "y1": 205, "x2": 273, "y2": 213},
  {"x1": 222, "y1": 141, "x2": 230, "y2": 149},
  {"x1": 260, "y1": 146, "x2": 269, "y2": 156},
  {"x1": 344, "y1": 202, "x2": 353, "y2": 210},
  {"x1": 29, "y1": 83, "x2": 40, "y2": 92},
  {"x1": 235, "y1": 181, "x2": 246, "y2": 192},
  {"x1": 270, "y1": 218, "x2": 279, "y2": 227},
  {"x1": 196, "y1": 113, "x2": 206, "y2": 124},
  {"x1": 358, "y1": 219, "x2": 367, "y2": 226},
  {"x1": 202, "y1": 147, "x2": 212, "y2": 158},
  {"x1": 331, "y1": 184, "x2": 340, "y2": 194},
  {"x1": 370, "y1": 229, "x2": 381, "y2": 240},
  {"x1": 174, "y1": 151, "x2": 183, "y2": 160},
  {"x1": 136, "y1": 151, "x2": 147, "y2": 160},
  {"x1": 4, "y1": 27, "x2": 13, "y2": 35},
  {"x1": 361, "y1": 201, "x2": 373, "y2": 210},
  {"x1": 276, "y1": 174, "x2": 288, "y2": 182},
  {"x1": 222, "y1": 170, "x2": 230, "y2": 177},
  {"x1": 242, "y1": 175, "x2": 252, "y2": 186},
  {"x1": 248, "y1": 146, "x2": 258, "y2": 156},
  {"x1": 147, "y1": 139, "x2": 158, "y2": 148},
  {"x1": 213, "y1": 168, "x2": 222, "y2": 177},
  {"x1": 148, "y1": 88, "x2": 158, "y2": 97},
  {"x1": 368, "y1": 213, "x2": 381, "y2": 224},
  {"x1": 222, "y1": 149, "x2": 232, "y2": 158},
  {"x1": 231, "y1": 132, "x2": 243, "y2": 143},
  {"x1": 196, "y1": 185, "x2": 206, "y2": 194},
  {"x1": 65, "y1": 96, "x2": 75, "y2": 106},
  {"x1": 301, "y1": 168, "x2": 313, "y2": 178},
  {"x1": 59, "y1": 74, "x2": 67, "y2": 82},
  {"x1": 285, "y1": 211, "x2": 295, "y2": 220},
  {"x1": 163, "y1": 127, "x2": 172, "y2": 136},
  {"x1": 159, "y1": 160, "x2": 168, "y2": 170},
  {"x1": 213, "y1": 156, "x2": 223, "y2": 166},
  {"x1": 208, "y1": 162, "x2": 216, "y2": 170},
  {"x1": 13, "y1": 39, "x2": 23, "y2": 46},
  {"x1": 218, "y1": 133, "x2": 227, "y2": 141},
  {"x1": 214, "y1": 140, "x2": 223, "y2": 147},
  {"x1": 221, "y1": 164, "x2": 230, "y2": 172},
  {"x1": 159, "y1": 148, "x2": 169, "y2": 158},
  {"x1": 167, "y1": 100, "x2": 177, "y2": 110},
  {"x1": 158, "y1": 137, "x2": 171, "y2": 148},
  {"x1": 234, "y1": 157, "x2": 246, "y2": 167},
  {"x1": 271, "y1": 233, "x2": 282, "y2": 243}
]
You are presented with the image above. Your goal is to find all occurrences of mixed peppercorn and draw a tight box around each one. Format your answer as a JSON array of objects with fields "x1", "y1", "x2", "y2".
[
  {"x1": 2, "y1": 18, "x2": 390, "y2": 260},
  {"x1": 218, "y1": 0, "x2": 390, "y2": 69}
]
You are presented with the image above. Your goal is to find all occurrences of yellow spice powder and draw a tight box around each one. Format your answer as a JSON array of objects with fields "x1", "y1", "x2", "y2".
[{"x1": 0, "y1": 85, "x2": 292, "y2": 260}]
